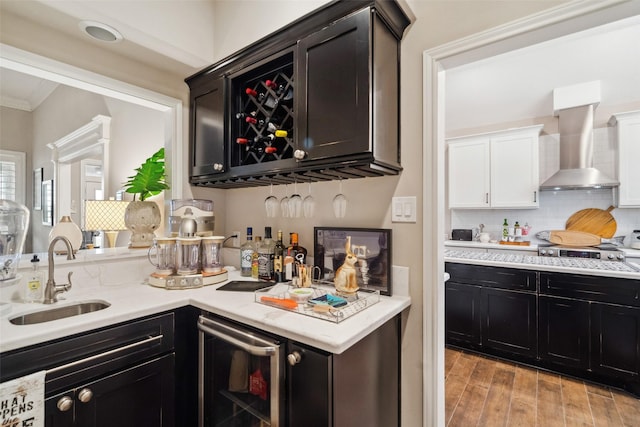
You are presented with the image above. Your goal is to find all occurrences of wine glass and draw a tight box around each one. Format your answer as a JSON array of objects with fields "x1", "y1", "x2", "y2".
[
  {"x1": 264, "y1": 183, "x2": 278, "y2": 218},
  {"x1": 280, "y1": 185, "x2": 290, "y2": 218},
  {"x1": 289, "y1": 180, "x2": 303, "y2": 218},
  {"x1": 303, "y1": 182, "x2": 315, "y2": 218},
  {"x1": 333, "y1": 179, "x2": 347, "y2": 218}
]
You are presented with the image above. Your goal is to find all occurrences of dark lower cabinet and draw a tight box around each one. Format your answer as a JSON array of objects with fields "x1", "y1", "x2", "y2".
[
  {"x1": 482, "y1": 288, "x2": 537, "y2": 358},
  {"x1": 447, "y1": 263, "x2": 640, "y2": 396},
  {"x1": 1, "y1": 312, "x2": 178, "y2": 427},
  {"x1": 444, "y1": 263, "x2": 536, "y2": 359},
  {"x1": 287, "y1": 316, "x2": 400, "y2": 427},
  {"x1": 445, "y1": 282, "x2": 481, "y2": 347},
  {"x1": 592, "y1": 303, "x2": 640, "y2": 378},
  {"x1": 539, "y1": 296, "x2": 590, "y2": 370},
  {"x1": 45, "y1": 355, "x2": 174, "y2": 427}
]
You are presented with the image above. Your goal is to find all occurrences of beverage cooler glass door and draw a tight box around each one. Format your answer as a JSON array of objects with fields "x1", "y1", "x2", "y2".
[{"x1": 198, "y1": 315, "x2": 284, "y2": 427}]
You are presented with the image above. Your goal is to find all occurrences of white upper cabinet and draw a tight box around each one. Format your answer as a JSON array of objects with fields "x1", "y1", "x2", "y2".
[
  {"x1": 610, "y1": 111, "x2": 640, "y2": 208},
  {"x1": 448, "y1": 125, "x2": 543, "y2": 209}
]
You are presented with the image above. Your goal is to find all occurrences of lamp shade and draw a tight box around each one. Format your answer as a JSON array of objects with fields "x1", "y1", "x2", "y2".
[{"x1": 85, "y1": 200, "x2": 129, "y2": 231}]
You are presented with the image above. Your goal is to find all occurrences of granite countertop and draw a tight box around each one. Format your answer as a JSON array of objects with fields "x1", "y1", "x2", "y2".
[{"x1": 0, "y1": 259, "x2": 411, "y2": 355}]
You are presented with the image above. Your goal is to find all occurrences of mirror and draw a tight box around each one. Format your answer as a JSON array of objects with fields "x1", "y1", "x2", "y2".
[{"x1": 0, "y1": 45, "x2": 182, "y2": 253}]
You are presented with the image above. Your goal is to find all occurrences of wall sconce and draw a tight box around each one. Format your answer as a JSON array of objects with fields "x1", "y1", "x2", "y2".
[{"x1": 84, "y1": 200, "x2": 129, "y2": 248}]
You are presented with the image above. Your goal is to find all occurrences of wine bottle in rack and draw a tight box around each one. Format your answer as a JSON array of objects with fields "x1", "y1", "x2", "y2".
[
  {"x1": 245, "y1": 87, "x2": 265, "y2": 101},
  {"x1": 236, "y1": 111, "x2": 257, "y2": 120},
  {"x1": 265, "y1": 122, "x2": 288, "y2": 138},
  {"x1": 245, "y1": 116, "x2": 265, "y2": 126},
  {"x1": 265, "y1": 80, "x2": 285, "y2": 95}
]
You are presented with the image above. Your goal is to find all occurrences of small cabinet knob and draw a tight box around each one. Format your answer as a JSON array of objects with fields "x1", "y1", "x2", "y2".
[
  {"x1": 77, "y1": 388, "x2": 93, "y2": 403},
  {"x1": 57, "y1": 396, "x2": 74, "y2": 412},
  {"x1": 287, "y1": 351, "x2": 302, "y2": 366},
  {"x1": 293, "y1": 150, "x2": 306, "y2": 160},
  {"x1": 213, "y1": 163, "x2": 224, "y2": 171}
]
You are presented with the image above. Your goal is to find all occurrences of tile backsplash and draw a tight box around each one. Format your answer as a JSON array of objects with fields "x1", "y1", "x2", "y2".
[{"x1": 450, "y1": 128, "x2": 639, "y2": 244}]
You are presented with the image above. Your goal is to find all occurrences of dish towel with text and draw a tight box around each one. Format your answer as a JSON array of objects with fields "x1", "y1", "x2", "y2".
[{"x1": 0, "y1": 370, "x2": 46, "y2": 427}]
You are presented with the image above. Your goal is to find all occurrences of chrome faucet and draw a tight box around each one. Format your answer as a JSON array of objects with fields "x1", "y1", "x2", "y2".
[{"x1": 44, "y1": 236, "x2": 75, "y2": 304}]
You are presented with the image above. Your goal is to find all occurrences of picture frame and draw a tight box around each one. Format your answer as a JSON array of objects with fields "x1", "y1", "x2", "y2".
[
  {"x1": 33, "y1": 168, "x2": 43, "y2": 210},
  {"x1": 42, "y1": 180, "x2": 54, "y2": 226},
  {"x1": 314, "y1": 227, "x2": 392, "y2": 296}
]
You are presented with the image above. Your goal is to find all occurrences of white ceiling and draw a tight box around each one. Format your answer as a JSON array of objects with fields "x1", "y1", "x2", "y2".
[{"x1": 445, "y1": 14, "x2": 640, "y2": 133}]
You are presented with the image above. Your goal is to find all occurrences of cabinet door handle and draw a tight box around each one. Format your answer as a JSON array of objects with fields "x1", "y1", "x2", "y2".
[
  {"x1": 533, "y1": 191, "x2": 537, "y2": 202},
  {"x1": 294, "y1": 149, "x2": 306, "y2": 160},
  {"x1": 57, "y1": 396, "x2": 73, "y2": 412},
  {"x1": 47, "y1": 335, "x2": 163, "y2": 375},
  {"x1": 78, "y1": 388, "x2": 93, "y2": 403},
  {"x1": 485, "y1": 193, "x2": 489, "y2": 204}
]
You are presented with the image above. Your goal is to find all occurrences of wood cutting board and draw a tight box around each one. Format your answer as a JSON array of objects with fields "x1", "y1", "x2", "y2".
[
  {"x1": 565, "y1": 205, "x2": 617, "y2": 238},
  {"x1": 538, "y1": 230, "x2": 605, "y2": 247}
]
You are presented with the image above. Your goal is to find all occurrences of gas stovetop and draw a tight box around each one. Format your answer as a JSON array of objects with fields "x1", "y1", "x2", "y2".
[
  {"x1": 537, "y1": 244, "x2": 625, "y2": 262},
  {"x1": 444, "y1": 249, "x2": 639, "y2": 273}
]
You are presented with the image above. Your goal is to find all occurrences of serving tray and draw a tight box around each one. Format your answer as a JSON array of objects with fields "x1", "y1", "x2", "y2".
[{"x1": 254, "y1": 282, "x2": 380, "y2": 323}]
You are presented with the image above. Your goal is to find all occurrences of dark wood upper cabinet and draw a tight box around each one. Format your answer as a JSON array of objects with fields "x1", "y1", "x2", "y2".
[{"x1": 186, "y1": 0, "x2": 410, "y2": 188}]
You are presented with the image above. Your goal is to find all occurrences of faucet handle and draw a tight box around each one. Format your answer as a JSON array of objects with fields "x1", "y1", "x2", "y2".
[{"x1": 61, "y1": 271, "x2": 73, "y2": 292}]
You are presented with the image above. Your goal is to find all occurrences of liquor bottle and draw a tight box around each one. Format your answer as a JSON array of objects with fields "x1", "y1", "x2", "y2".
[
  {"x1": 273, "y1": 230, "x2": 284, "y2": 279},
  {"x1": 258, "y1": 227, "x2": 275, "y2": 281},
  {"x1": 240, "y1": 227, "x2": 254, "y2": 277},
  {"x1": 287, "y1": 232, "x2": 307, "y2": 265},
  {"x1": 251, "y1": 236, "x2": 262, "y2": 279},
  {"x1": 502, "y1": 219, "x2": 509, "y2": 242}
]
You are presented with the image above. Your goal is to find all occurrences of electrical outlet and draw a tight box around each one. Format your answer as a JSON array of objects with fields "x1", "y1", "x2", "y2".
[{"x1": 232, "y1": 231, "x2": 241, "y2": 247}]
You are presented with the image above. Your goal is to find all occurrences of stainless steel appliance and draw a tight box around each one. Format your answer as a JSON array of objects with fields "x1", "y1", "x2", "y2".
[
  {"x1": 198, "y1": 315, "x2": 284, "y2": 427},
  {"x1": 538, "y1": 245, "x2": 625, "y2": 262},
  {"x1": 169, "y1": 199, "x2": 215, "y2": 237}
]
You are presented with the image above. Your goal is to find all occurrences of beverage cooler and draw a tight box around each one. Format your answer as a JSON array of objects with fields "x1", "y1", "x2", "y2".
[{"x1": 198, "y1": 315, "x2": 284, "y2": 427}]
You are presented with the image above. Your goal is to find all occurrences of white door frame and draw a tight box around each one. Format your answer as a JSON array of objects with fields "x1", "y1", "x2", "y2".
[{"x1": 422, "y1": 0, "x2": 640, "y2": 425}]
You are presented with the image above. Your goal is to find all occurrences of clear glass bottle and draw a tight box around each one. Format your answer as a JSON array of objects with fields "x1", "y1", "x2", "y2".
[
  {"x1": 24, "y1": 255, "x2": 44, "y2": 303},
  {"x1": 240, "y1": 227, "x2": 254, "y2": 277},
  {"x1": 258, "y1": 227, "x2": 275, "y2": 281}
]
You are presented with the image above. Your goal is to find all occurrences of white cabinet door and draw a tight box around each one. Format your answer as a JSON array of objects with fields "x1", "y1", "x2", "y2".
[
  {"x1": 447, "y1": 125, "x2": 542, "y2": 209},
  {"x1": 490, "y1": 131, "x2": 539, "y2": 208},
  {"x1": 612, "y1": 111, "x2": 640, "y2": 207},
  {"x1": 448, "y1": 138, "x2": 490, "y2": 208}
]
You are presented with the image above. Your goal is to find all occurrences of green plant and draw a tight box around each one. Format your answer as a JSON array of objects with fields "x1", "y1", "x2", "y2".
[{"x1": 123, "y1": 147, "x2": 169, "y2": 201}]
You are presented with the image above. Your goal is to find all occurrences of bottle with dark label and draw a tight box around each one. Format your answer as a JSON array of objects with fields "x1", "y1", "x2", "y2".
[
  {"x1": 287, "y1": 232, "x2": 307, "y2": 265},
  {"x1": 502, "y1": 219, "x2": 509, "y2": 242},
  {"x1": 240, "y1": 227, "x2": 254, "y2": 277},
  {"x1": 258, "y1": 227, "x2": 275, "y2": 280},
  {"x1": 273, "y1": 230, "x2": 284, "y2": 280}
]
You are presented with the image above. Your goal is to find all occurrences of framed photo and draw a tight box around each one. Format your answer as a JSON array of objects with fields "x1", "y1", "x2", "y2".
[
  {"x1": 314, "y1": 227, "x2": 392, "y2": 296},
  {"x1": 33, "y1": 168, "x2": 43, "y2": 210},
  {"x1": 42, "y1": 180, "x2": 54, "y2": 226}
]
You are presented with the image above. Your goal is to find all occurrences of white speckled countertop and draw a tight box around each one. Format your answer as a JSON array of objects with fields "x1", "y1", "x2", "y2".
[
  {"x1": 0, "y1": 250, "x2": 411, "y2": 355},
  {"x1": 444, "y1": 240, "x2": 640, "y2": 280}
]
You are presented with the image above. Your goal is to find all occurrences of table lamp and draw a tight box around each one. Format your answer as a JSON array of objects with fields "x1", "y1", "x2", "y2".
[{"x1": 84, "y1": 200, "x2": 129, "y2": 248}]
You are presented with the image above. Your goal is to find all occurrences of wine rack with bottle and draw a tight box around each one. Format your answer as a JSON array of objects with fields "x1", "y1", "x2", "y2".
[
  {"x1": 230, "y1": 52, "x2": 295, "y2": 168},
  {"x1": 186, "y1": 0, "x2": 410, "y2": 188}
]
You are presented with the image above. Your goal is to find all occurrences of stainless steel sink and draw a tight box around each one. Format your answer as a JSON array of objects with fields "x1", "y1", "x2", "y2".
[{"x1": 9, "y1": 300, "x2": 111, "y2": 325}]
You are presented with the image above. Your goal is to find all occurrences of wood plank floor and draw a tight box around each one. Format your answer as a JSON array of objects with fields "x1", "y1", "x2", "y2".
[{"x1": 445, "y1": 347, "x2": 640, "y2": 426}]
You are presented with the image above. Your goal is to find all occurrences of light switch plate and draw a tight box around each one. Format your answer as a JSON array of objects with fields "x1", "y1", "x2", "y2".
[{"x1": 391, "y1": 196, "x2": 417, "y2": 223}]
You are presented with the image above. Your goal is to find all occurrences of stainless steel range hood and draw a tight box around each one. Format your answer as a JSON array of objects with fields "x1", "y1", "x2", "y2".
[{"x1": 540, "y1": 83, "x2": 618, "y2": 190}]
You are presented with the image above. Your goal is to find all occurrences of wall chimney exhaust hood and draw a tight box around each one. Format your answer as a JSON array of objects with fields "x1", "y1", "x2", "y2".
[{"x1": 540, "y1": 81, "x2": 619, "y2": 191}]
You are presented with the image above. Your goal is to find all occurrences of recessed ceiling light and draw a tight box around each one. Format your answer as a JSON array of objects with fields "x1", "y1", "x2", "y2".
[{"x1": 79, "y1": 21, "x2": 123, "y2": 43}]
